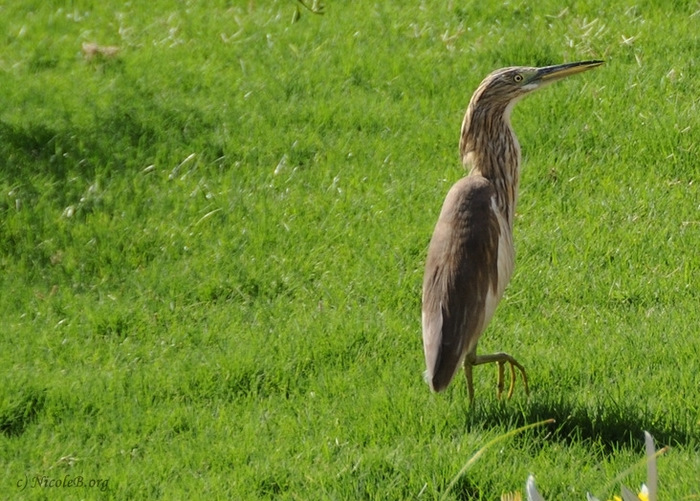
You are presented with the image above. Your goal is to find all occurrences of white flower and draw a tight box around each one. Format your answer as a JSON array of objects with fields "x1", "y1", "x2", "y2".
[{"x1": 526, "y1": 475, "x2": 545, "y2": 501}]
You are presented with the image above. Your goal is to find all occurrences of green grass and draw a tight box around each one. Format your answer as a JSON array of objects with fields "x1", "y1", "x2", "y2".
[{"x1": 1, "y1": 0, "x2": 698, "y2": 499}]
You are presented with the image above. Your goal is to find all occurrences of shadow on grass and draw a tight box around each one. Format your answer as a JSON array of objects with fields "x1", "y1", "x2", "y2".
[
  {"x1": 0, "y1": 387, "x2": 46, "y2": 438},
  {"x1": 461, "y1": 395, "x2": 699, "y2": 452},
  {"x1": 0, "y1": 93, "x2": 220, "y2": 186}
]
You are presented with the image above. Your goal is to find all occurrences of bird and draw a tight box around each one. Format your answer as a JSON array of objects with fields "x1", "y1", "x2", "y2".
[{"x1": 422, "y1": 60, "x2": 603, "y2": 402}]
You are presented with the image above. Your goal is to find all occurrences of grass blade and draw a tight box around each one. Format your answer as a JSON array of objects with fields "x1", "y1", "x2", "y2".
[{"x1": 440, "y1": 419, "x2": 554, "y2": 501}]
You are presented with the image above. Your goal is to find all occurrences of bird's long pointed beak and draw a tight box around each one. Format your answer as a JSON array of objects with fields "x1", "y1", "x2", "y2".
[{"x1": 533, "y1": 60, "x2": 604, "y2": 83}]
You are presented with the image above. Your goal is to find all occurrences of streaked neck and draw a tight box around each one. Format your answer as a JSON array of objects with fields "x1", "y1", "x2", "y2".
[{"x1": 459, "y1": 101, "x2": 521, "y2": 227}]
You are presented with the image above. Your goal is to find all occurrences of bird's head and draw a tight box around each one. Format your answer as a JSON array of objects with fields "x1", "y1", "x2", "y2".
[
  {"x1": 470, "y1": 60, "x2": 604, "y2": 112},
  {"x1": 461, "y1": 60, "x2": 603, "y2": 167}
]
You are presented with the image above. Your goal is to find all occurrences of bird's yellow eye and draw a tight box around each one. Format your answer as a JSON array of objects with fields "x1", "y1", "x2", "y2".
[{"x1": 514, "y1": 74, "x2": 524, "y2": 83}]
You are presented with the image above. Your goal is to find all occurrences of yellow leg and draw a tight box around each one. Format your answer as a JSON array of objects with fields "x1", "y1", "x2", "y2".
[
  {"x1": 464, "y1": 351, "x2": 529, "y2": 401},
  {"x1": 464, "y1": 361, "x2": 475, "y2": 404},
  {"x1": 496, "y1": 361, "x2": 505, "y2": 399}
]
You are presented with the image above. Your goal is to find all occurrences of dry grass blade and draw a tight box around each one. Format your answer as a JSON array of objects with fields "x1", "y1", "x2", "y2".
[
  {"x1": 81, "y1": 42, "x2": 120, "y2": 60},
  {"x1": 440, "y1": 419, "x2": 554, "y2": 501}
]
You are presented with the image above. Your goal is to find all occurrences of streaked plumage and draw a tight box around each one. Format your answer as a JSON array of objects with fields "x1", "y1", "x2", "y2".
[{"x1": 422, "y1": 61, "x2": 603, "y2": 400}]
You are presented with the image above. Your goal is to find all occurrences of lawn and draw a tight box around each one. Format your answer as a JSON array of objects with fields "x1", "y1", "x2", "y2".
[{"x1": 1, "y1": 0, "x2": 698, "y2": 499}]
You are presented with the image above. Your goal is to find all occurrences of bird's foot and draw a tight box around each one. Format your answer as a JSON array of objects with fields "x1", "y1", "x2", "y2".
[
  {"x1": 495, "y1": 356, "x2": 529, "y2": 399},
  {"x1": 466, "y1": 352, "x2": 529, "y2": 401}
]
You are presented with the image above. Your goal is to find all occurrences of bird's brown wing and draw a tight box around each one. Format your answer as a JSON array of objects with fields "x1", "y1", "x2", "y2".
[{"x1": 422, "y1": 175, "x2": 501, "y2": 392}]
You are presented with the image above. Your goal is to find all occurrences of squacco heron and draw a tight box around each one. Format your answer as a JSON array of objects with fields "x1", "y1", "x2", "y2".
[{"x1": 422, "y1": 60, "x2": 603, "y2": 401}]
